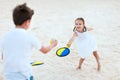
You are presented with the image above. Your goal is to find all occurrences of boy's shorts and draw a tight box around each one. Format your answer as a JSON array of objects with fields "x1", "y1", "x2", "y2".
[{"x1": 4, "y1": 72, "x2": 33, "y2": 80}]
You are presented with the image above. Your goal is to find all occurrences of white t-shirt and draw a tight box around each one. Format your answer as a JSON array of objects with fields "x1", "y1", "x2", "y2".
[
  {"x1": 0, "y1": 28, "x2": 41, "y2": 78},
  {"x1": 75, "y1": 31, "x2": 97, "y2": 58}
]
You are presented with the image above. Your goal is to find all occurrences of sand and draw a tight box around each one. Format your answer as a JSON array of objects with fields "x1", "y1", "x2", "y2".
[{"x1": 0, "y1": 0, "x2": 120, "y2": 80}]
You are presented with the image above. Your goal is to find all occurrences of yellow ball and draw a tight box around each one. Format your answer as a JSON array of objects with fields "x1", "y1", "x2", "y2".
[{"x1": 50, "y1": 39, "x2": 53, "y2": 44}]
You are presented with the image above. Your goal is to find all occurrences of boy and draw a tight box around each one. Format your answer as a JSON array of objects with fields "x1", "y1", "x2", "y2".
[{"x1": 0, "y1": 3, "x2": 57, "y2": 80}]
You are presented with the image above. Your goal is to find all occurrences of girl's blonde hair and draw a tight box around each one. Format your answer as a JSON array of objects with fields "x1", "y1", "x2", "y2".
[{"x1": 73, "y1": 17, "x2": 87, "y2": 32}]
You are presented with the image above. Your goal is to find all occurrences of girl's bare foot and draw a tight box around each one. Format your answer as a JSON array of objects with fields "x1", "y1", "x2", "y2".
[{"x1": 76, "y1": 66, "x2": 81, "y2": 70}]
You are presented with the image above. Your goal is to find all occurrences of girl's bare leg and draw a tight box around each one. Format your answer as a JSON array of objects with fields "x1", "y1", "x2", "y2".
[
  {"x1": 77, "y1": 58, "x2": 85, "y2": 70},
  {"x1": 93, "y1": 51, "x2": 101, "y2": 71}
]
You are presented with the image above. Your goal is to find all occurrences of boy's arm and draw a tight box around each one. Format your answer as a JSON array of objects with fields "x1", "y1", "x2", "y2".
[
  {"x1": 86, "y1": 27, "x2": 93, "y2": 31},
  {"x1": 66, "y1": 32, "x2": 77, "y2": 47},
  {"x1": 40, "y1": 39, "x2": 57, "y2": 54}
]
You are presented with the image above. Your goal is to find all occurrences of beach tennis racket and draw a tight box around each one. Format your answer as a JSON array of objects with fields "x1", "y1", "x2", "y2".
[
  {"x1": 31, "y1": 61, "x2": 44, "y2": 66},
  {"x1": 56, "y1": 46, "x2": 70, "y2": 57}
]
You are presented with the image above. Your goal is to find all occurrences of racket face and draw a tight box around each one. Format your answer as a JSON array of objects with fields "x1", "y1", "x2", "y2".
[
  {"x1": 56, "y1": 47, "x2": 70, "y2": 57},
  {"x1": 31, "y1": 61, "x2": 44, "y2": 66}
]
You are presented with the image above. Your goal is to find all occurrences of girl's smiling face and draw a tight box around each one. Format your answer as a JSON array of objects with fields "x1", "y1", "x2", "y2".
[{"x1": 75, "y1": 20, "x2": 84, "y2": 32}]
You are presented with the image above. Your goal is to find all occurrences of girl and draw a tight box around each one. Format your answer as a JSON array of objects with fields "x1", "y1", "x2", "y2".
[{"x1": 67, "y1": 17, "x2": 101, "y2": 71}]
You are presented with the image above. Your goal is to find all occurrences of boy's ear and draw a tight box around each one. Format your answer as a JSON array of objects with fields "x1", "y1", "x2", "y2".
[
  {"x1": 23, "y1": 19, "x2": 31, "y2": 29},
  {"x1": 26, "y1": 19, "x2": 30, "y2": 25},
  {"x1": 24, "y1": 19, "x2": 30, "y2": 26}
]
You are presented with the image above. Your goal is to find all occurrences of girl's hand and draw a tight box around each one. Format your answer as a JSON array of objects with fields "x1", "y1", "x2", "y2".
[{"x1": 66, "y1": 42, "x2": 72, "y2": 48}]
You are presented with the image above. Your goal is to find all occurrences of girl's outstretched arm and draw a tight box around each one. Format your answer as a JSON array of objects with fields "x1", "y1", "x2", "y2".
[{"x1": 66, "y1": 32, "x2": 77, "y2": 47}]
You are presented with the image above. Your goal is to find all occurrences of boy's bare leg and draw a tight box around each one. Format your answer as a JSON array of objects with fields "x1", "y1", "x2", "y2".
[
  {"x1": 93, "y1": 51, "x2": 101, "y2": 71},
  {"x1": 77, "y1": 58, "x2": 85, "y2": 70}
]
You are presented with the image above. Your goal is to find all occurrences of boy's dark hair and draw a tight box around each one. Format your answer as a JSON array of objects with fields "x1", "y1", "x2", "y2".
[{"x1": 13, "y1": 3, "x2": 34, "y2": 25}]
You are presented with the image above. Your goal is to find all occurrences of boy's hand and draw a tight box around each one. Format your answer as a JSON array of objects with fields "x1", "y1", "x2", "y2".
[
  {"x1": 40, "y1": 39, "x2": 57, "y2": 54},
  {"x1": 50, "y1": 39, "x2": 58, "y2": 48}
]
